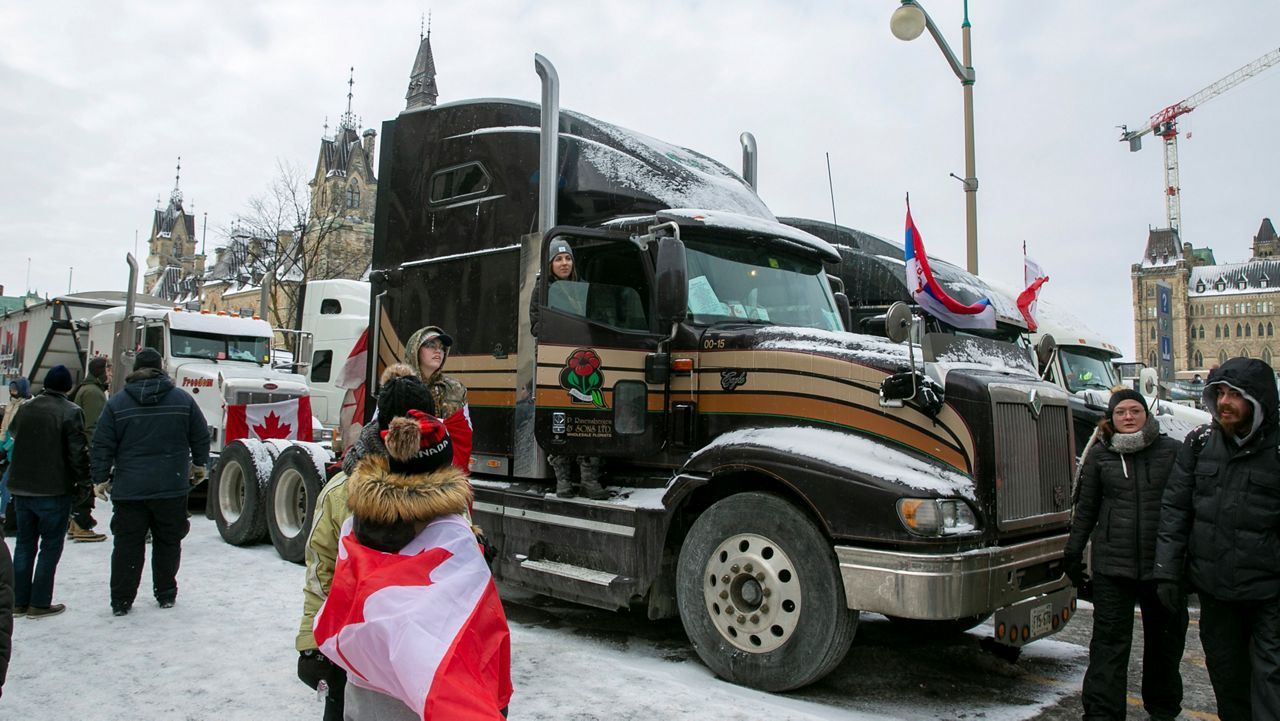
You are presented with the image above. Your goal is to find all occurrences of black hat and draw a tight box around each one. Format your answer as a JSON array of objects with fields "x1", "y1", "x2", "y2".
[
  {"x1": 134, "y1": 347, "x2": 163, "y2": 372},
  {"x1": 381, "y1": 411, "x2": 454, "y2": 475},
  {"x1": 1108, "y1": 388, "x2": 1149, "y2": 418},
  {"x1": 88, "y1": 356, "x2": 110, "y2": 380},
  {"x1": 548, "y1": 240, "x2": 575, "y2": 263},
  {"x1": 44, "y1": 365, "x2": 73, "y2": 393},
  {"x1": 377, "y1": 375, "x2": 436, "y2": 430}
]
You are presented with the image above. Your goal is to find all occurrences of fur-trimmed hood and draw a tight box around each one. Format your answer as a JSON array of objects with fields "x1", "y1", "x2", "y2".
[{"x1": 346, "y1": 453, "x2": 471, "y2": 526}]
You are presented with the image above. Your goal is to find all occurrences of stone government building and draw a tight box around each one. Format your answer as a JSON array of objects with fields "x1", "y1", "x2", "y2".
[
  {"x1": 1133, "y1": 218, "x2": 1280, "y2": 378},
  {"x1": 142, "y1": 28, "x2": 441, "y2": 327}
]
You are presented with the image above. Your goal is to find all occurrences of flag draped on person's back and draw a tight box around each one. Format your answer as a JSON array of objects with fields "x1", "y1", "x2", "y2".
[
  {"x1": 314, "y1": 515, "x2": 512, "y2": 720},
  {"x1": 902, "y1": 200, "x2": 996, "y2": 330}
]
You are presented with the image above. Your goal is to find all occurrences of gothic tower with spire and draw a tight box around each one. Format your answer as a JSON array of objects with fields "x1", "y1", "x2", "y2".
[
  {"x1": 405, "y1": 19, "x2": 438, "y2": 110},
  {"x1": 144, "y1": 157, "x2": 204, "y2": 300}
]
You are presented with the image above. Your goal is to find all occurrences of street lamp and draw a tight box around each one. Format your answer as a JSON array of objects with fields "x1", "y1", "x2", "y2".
[{"x1": 890, "y1": 0, "x2": 979, "y2": 275}]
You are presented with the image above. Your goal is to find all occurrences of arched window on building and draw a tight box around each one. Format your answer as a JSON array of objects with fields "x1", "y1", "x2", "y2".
[
  {"x1": 1199, "y1": 325, "x2": 1206, "y2": 339},
  {"x1": 1150, "y1": 326, "x2": 1156, "y2": 340},
  {"x1": 1242, "y1": 347, "x2": 1251, "y2": 359},
  {"x1": 1260, "y1": 323, "x2": 1265, "y2": 337},
  {"x1": 1238, "y1": 323, "x2": 1244, "y2": 337},
  {"x1": 346, "y1": 182, "x2": 360, "y2": 208},
  {"x1": 1247, "y1": 324, "x2": 1253, "y2": 337},
  {"x1": 1265, "y1": 348, "x2": 1273, "y2": 365},
  {"x1": 1195, "y1": 350, "x2": 1204, "y2": 367},
  {"x1": 1220, "y1": 349, "x2": 1230, "y2": 365},
  {"x1": 1149, "y1": 350, "x2": 1158, "y2": 368},
  {"x1": 1270, "y1": 322, "x2": 1275, "y2": 337},
  {"x1": 1216, "y1": 325, "x2": 1222, "y2": 339}
]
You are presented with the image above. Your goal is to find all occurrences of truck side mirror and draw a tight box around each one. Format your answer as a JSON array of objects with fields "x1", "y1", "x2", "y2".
[
  {"x1": 1035, "y1": 334, "x2": 1057, "y2": 371},
  {"x1": 884, "y1": 302, "x2": 913, "y2": 344},
  {"x1": 656, "y1": 236, "x2": 688, "y2": 327},
  {"x1": 833, "y1": 291, "x2": 851, "y2": 332}
]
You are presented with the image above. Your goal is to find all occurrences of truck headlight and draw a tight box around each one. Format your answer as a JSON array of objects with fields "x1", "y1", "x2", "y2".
[{"x1": 897, "y1": 498, "x2": 978, "y2": 536}]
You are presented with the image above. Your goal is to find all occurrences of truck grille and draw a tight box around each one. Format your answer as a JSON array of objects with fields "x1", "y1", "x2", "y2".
[
  {"x1": 993, "y1": 401, "x2": 1072, "y2": 529},
  {"x1": 232, "y1": 391, "x2": 303, "y2": 406}
]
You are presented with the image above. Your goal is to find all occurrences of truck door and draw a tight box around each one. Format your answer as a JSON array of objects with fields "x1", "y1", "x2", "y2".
[{"x1": 533, "y1": 229, "x2": 668, "y2": 458}]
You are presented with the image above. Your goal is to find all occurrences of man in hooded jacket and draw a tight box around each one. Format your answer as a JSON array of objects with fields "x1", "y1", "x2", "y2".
[
  {"x1": 90, "y1": 348, "x2": 209, "y2": 616},
  {"x1": 1154, "y1": 357, "x2": 1280, "y2": 720}
]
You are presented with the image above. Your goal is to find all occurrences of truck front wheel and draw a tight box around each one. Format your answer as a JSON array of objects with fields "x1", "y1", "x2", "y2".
[
  {"x1": 267, "y1": 446, "x2": 323, "y2": 564},
  {"x1": 211, "y1": 440, "x2": 270, "y2": 546},
  {"x1": 676, "y1": 492, "x2": 857, "y2": 691}
]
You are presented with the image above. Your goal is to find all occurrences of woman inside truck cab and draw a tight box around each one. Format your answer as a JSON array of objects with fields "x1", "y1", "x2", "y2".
[
  {"x1": 404, "y1": 326, "x2": 472, "y2": 473},
  {"x1": 546, "y1": 240, "x2": 587, "y2": 316}
]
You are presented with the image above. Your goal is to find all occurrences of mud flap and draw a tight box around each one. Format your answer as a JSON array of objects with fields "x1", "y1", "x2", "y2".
[{"x1": 990, "y1": 584, "x2": 1077, "y2": 647}]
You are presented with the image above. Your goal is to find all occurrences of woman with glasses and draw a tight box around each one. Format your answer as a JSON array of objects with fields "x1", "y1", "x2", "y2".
[
  {"x1": 402, "y1": 326, "x2": 472, "y2": 473},
  {"x1": 1063, "y1": 388, "x2": 1189, "y2": 721}
]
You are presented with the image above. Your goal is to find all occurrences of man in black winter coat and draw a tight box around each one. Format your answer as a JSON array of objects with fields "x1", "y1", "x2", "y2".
[
  {"x1": 8, "y1": 364, "x2": 91, "y2": 618},
  {"x1": 1155, "y1": 357, "x2": 1280, "y2": 720},
  {"x1": 90, "y1": 348, "x2": 209, "y2": 616},
  {"x1": 0, "y1": 536, "x2": 14, "y2": 696}
]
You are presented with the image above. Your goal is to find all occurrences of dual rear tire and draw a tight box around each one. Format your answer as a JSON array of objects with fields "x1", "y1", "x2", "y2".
[{"x1": 211, "y1": 440, "x2": 325, "y2": 564}]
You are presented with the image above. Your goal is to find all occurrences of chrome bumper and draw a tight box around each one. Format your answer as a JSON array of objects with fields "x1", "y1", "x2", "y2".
[{"x1": 834, "y1": 534, "x2": 1070, "y2": 620}]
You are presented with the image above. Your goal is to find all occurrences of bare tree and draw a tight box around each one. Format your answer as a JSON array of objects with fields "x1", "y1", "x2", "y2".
[{"x1": 220, "y1": 159, "x2": 366, "y2": 350}]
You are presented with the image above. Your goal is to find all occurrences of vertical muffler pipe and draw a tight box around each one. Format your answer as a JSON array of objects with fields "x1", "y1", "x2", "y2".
[
  {"x1": 535, "y1": 53, "x2": 559, "y2": 233},
  {"x1": 740, "y1": 131, "x2": 758, "y2": 191},
  {"x1": 125, "y1": 253, "x2": 138, "y2": 319}
]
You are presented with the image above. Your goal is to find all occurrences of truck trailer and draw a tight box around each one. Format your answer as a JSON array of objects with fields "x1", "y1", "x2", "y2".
[{"x1": 351, "y1": 57, "x2": 1078, "y2": 692}]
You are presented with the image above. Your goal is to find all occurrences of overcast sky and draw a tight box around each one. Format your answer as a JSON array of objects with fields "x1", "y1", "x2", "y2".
[{"x1": 3, "y1": 1, "x2": 1278, "y2": 358}]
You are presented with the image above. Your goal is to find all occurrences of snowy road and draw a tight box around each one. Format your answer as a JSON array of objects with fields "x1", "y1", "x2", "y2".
[{"x1": 5, "y1": 506, "x2": 1099, "y2": 720}]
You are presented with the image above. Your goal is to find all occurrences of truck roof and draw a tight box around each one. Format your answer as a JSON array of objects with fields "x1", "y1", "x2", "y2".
[{"x1": 92, "y1": 306, "x2": 274, "y2": 337}]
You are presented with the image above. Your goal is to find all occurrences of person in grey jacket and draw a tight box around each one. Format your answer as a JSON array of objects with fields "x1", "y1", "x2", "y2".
[
  {"x1": 1064, "y1": 388, "x2": 1187, "y2": 721},
  {"x1": 1155, "y1": 357, "x2": 1280, "y2": 720},
  {"x1": 90, "y1": 348, "x2": 209, "y2": 616}
]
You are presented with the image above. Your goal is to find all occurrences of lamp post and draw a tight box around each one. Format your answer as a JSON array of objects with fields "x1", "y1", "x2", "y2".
[{"x1": 890, "y1": 0, "x2": 979, "y2": 274}]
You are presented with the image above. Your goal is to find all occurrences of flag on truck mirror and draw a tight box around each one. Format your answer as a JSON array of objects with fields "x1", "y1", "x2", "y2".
[
  {"x1": 225, "y1": 396, "x2": 314, "y2": 442},
  {"x1": 902, "y1": 200, "x2": 996, "y2": 330}
]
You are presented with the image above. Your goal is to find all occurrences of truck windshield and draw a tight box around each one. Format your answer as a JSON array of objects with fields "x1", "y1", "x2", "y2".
[
  {"x1": 685, "y1": 240, "x2": 841, "y2": 331},
  {"x1": 1059, "y1": 347, "x2": 1120, "y2": 393},
  {"x1": 171, "y1": 329, "x2": 271, "y2": 364}
]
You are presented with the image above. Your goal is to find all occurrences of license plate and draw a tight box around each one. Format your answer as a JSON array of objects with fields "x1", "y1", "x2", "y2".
[{"x1": 1029, "y1": 602, "x2": 1053, "y2": 638}]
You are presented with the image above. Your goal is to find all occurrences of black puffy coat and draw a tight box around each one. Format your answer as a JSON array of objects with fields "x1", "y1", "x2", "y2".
[
  {"x1": 7, "y1": 390, "x2": 90, "y2": 496},
  {"x1": 89, "y1": 368, "x2": 210, "y2": 501},
  {"x1": 1065, "y1": 416, "x2": 1181, "y2": 580},
  {"x1": 1154, "y1": 357, "x2": 1280, "y2": 600},
  {"x1": 0, "y1": 537, "x2": 12, "y2": 695}
]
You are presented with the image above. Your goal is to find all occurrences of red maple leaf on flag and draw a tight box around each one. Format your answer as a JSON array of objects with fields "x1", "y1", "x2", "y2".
[{"x1": 253, "y1": 411, "x2": 293, "y2": 439}]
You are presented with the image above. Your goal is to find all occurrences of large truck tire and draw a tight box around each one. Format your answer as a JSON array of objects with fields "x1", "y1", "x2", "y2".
[
  {"x1": 676, "y1": 492, "x2": 858, "y2": 691},
  {"x1": 211, "y1": 440, "x2": 272, "y2": 546},
  {"x1": 267, "y1": 445, "x2": 325, "y2": 564}
]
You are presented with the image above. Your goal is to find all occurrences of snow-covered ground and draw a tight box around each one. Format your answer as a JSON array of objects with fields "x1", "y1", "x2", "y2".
[{"x1": 3, "y1": 505, "x2": 1085, "y2": 720}]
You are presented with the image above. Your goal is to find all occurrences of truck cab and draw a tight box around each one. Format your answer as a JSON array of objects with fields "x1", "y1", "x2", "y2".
[
  {"x1": 87, "y1": 306, "x2": 311, "y2": 453},
  {"x1": 367, "y1": 80, "x2": 1075, "y2": 692}
]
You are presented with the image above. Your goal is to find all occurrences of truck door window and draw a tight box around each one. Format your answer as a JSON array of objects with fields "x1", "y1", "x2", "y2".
[
  {"x1": 320, "y1": 299, "x2": 342, "y2": 315},
  {"x1": 311, "y1": 350, "x2": 333, "y2": 383},
  {"x1": 144, "y1": 325, "x2": 165, "y2": 354},
  {"x1": 544, "y1": 239, "x2": 653, "y2": 333}
]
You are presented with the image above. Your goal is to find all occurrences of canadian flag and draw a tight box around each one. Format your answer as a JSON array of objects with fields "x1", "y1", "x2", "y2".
[
  {"x1": 314, "y1": 515, "x2": 512, "y2": 720},
  {"x1": 338, "y1": 329, "x2": 370, "y2": 452},
  {"x1": 1017, "y1": 251, "x2": 1049, "y2": 332},
  {"x1": 225, "y1": 396, "x2": 313, "y2": 442}
]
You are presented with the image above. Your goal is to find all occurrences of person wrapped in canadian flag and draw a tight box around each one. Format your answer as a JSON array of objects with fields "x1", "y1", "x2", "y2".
[{"x1": 313, "y1": 409, "x2": 511, "y2": 720}]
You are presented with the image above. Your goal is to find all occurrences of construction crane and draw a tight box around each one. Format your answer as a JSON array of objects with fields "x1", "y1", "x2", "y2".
[{"x1": 1119, "y1": 47, "x2": 1280, "y2": 234}]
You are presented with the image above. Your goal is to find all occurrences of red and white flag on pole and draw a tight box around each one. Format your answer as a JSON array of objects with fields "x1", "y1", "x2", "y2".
[
  {"x1": 314, "y1": 515, "x2": 512, "y2": 720},
  {"x1": 225, "y1": 396, "x2": 314, "y2": 442},
  {"x1": 1017, "y1": 244, "x2": 1049, "y2": 332}
]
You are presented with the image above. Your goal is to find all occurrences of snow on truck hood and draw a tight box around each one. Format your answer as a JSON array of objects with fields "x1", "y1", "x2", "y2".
[{"x1": 691, "y1": 426, "x2": 976, "y2": 500}]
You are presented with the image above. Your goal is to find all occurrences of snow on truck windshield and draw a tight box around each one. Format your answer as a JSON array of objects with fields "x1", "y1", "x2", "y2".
[
  {"x1": 685, "y1": 240, "x2": 841, "y2": 331},
  {"x1": 171, "y1": 329, "x2": 271, "y2": 363}
]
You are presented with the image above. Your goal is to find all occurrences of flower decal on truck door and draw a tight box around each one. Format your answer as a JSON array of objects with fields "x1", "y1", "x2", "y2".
[{"x1": 560, "y1": 348, "x2": 607, "y2": 408}]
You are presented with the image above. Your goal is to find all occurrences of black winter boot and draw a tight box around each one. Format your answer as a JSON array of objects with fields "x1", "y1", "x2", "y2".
[
  {"x1": 549, "y1": 455, "x2": 575, "y2": 498},
  {"x1": 578, "y1": 456, "x2": 609, "y2": 500}
]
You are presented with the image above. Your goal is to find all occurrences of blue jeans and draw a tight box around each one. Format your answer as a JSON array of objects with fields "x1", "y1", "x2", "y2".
[
  {"x1": 0, "y1": 466, "x2": 11, "y2": 518},
  {"x1": 12, "y1": 494, "x2": 72, "y2": 608}
]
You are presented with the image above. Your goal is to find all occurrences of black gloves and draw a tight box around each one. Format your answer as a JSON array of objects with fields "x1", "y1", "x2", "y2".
[
  {"x1": 1156, "y1": 581, "x2": 1187, "y2": 613},
  {"x1": 1063, "y1": 555, "x2": 1087, "y2": 588},
  {"x1": 297, "y1": 649, "x2": 346, "y2": 693}
]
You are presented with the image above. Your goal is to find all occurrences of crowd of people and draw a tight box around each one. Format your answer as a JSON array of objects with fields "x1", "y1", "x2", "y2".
[{"x1": 1065, "y1": 357, "x2": 1280, "y2": 720}]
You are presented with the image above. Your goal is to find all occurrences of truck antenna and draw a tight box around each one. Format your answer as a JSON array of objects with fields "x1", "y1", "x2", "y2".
[{"x1": 825, "y1": 152, "x2": 838, "y2": 232}]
